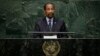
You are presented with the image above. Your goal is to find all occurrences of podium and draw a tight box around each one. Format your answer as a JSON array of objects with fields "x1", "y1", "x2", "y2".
[
  {"x1": 27, "y1": 32, "x2": 76, "y2": 56},
  {"x1": 28, "y1": 32, "x2": 75, "y2": 39}
]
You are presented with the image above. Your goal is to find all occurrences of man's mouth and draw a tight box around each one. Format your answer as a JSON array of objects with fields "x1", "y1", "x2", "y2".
[{"x1": 48, "y1": 13, "x2": 53, "y2": 17}]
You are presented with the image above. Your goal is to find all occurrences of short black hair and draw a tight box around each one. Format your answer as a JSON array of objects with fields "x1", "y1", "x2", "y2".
[{"x1": 43, "y1": 2, "x2": 55, "y2": 10}]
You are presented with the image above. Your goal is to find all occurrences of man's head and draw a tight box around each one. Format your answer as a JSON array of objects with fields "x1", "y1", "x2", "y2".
[{"x1": 44, "y1": 2, "x2": 55, "y2": 18}]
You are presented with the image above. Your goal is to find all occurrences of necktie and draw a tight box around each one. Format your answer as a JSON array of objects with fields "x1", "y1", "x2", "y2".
[{"x1": 48, "y1": 19, "x2": 52, "y2": 31}]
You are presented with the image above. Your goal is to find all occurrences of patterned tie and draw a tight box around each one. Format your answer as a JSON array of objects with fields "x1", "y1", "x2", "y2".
[{"x1": 48, "y1": 19, "x2": 52, "y2": 31}]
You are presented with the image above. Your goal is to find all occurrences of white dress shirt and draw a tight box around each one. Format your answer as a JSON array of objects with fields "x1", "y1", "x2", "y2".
[{"x1": 46, "y1": 17, "x2": 53, "y2": 28}]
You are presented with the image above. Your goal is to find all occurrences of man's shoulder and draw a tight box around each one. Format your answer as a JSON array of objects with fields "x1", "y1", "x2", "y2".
[{"x1": 35, "y1": 17, "x2": 65, "y2": 23}]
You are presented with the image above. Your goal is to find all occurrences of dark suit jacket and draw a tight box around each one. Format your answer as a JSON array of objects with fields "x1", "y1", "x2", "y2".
[{"x1": 33, "y1": 17, "x2": 68, "y2": 38}]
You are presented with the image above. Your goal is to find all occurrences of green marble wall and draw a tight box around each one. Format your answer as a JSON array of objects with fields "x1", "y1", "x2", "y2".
[
  {"x1": 0, "y1": 0, "x2": 100, "y2": 38},
  {"x1": 0, "y1": 0, "x2": 100, "y2": 56}
]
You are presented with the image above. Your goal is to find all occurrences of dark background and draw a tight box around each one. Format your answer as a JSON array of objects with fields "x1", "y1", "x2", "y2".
[
  {"x1": 0, "y1": 39, "x2": 100, "y2": 56},
  {"x1": 0, "y1": 0, "x2": 100, "y2": 38}
]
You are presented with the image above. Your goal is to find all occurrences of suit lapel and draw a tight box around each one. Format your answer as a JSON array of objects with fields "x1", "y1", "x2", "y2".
[
  {"x1": 43, "y1": 17, "x2": 50, "y2": 31},
  {"x1": 43, "y1": 17, "x2": 57, "y2": 32},
  {"x1": 52, "y1": 17, "x2": 57, "y2": 31}
]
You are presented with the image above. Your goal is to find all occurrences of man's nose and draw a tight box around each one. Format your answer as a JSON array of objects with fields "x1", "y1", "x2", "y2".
[{"x1": 49, "y1": 9, "x2": 53, "y2": 13}]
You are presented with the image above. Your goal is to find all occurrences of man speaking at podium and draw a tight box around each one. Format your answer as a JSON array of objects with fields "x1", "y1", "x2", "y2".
[{"x1": 34, "y1": 2, "x2": 68, "y2": 38}]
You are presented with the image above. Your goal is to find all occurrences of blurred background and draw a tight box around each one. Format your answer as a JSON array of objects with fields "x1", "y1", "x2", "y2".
[
  {"x1": 0, "y1": 0, "x2": 100, "y2": 56},
  {"x1": 0, "y1": 0, "x2": 100, "y2": 38}
]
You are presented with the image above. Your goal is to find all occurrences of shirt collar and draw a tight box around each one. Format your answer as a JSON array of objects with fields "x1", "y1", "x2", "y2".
[{"x1": 46, "y1": 17, "x2": 53, "y2": 22}]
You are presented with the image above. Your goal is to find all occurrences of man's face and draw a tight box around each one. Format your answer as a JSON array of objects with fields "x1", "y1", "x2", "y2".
[{"x1": 44, "y1": 4, "x2": 55, "y2": 18}]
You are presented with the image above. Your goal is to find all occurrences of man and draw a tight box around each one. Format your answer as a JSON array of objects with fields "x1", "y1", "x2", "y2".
[{"x1": 34, "y1": 2, "x2": 68, "y2": 38}]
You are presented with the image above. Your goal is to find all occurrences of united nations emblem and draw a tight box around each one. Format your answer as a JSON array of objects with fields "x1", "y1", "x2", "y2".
[{"x1": 42, "y1": 40, "x2": 60, "y2": 56}]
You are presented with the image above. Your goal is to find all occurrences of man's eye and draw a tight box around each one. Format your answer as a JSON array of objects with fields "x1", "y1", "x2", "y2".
[{"x1": 46, "y1": 8, "x2": 50, "y2": 10}]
